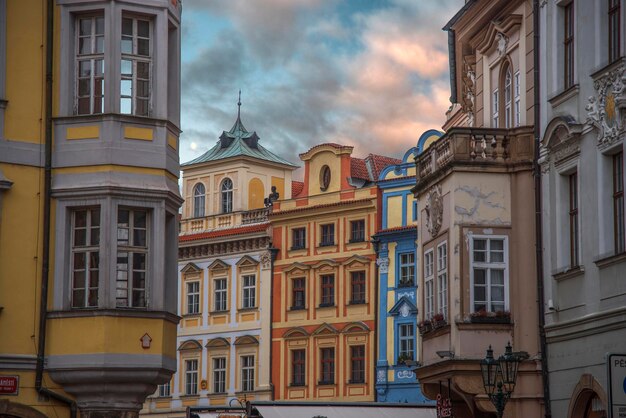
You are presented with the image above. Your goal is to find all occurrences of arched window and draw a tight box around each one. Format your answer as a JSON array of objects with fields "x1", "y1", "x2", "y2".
[
  {"x1": 221, "y1": 178, "x2": 233, "y2": 213},
  {"x1": 193, "y1": 183, "x2": 205, "y2": 218},
  {"x1": 504, "y1": 68, "x2": 512, "y2": 128}
]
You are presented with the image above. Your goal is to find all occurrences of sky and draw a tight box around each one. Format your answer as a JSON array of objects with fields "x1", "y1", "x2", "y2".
[{"x1": 179, "y1": 0, "x2": 465, "y2": 170}]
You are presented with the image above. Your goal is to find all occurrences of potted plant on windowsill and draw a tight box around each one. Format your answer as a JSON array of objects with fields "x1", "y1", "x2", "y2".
[
  {"x1": 418, "y1": 319, "x2": 432, "y2": 335},
  {"x1": 397, "y1": 353, "x2": 413, "y2": 366},
  {"x1": 431, "y1": 313, "x2": 447, "y2": 329},
  {"x1": 469, "y1": 309, "x2": 511, "y2": 324},
  {"x1": 398, "y1": 279, "x2": 415, "y2": 288}
]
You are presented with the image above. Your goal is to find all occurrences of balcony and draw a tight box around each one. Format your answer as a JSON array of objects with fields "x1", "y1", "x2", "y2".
[
  {"x1": 181, "y1": 208, "x2": 269, "y2": 233},
  {"x1": 414, "y1": 126, "x2": 534, "y2": 192}
]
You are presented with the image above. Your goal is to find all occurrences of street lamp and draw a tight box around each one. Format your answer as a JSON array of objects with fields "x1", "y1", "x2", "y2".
[{"x1": 479, "y1": 342, "x2": 523, "y2": 418}]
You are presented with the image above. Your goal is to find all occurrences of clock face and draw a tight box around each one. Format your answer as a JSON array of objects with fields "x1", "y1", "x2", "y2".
[{"x1": 320, "y1": 165, "x2": 331, "y2": 191}]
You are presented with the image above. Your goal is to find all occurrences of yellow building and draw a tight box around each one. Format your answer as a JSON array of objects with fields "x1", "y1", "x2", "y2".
[
  {"x1": 141, "y1": 105, "x2": 297, "y2": 417},
  {"x1": 269, "y1": 143, "x2": 400, "y2": 402},
  {"x1": 0, "y1": 1, "x2": 183, "y2": 417}
]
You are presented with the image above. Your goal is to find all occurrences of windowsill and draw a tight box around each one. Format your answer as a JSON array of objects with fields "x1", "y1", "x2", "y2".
[
  {"x1": 594, "y1": 251, "x2": 626, "y2": 269},
  {"x1": 53, "y1": 112, "x2": 180, "y2": 130},
  {"x1": 590, "y1": 56, "x2": 626, "y2": 81},
  {"x1": 289, "y1": 306, "x2": 307, "y2": 311},
  {"x1": 317, "y1": 381, "x2": 335, "y2": 386},
  {"x1": 183, "y1": 312, "x2": 201, "y2": 318},
  {"x1": 318, "y1": 303, "x2": 335, "y2": 309},
  {"x1": 347, "y1": 380, "x2": 365, "y2": 385},
  {"x1": 237, "y1": 307, "x2": 258, "y2": 312},
  {"x1": 348, "y1": 300, "x2": 366, "y2": 306},
  {"x1": 552, "y1": 265, "x2": 584, "y2": 282},
  {"x1": 289, "y1": 383, "x2": 306, "y2": 387},
  {"x1": 290, "y1": 246, "x2": 307, "y2": 251},
  {"x1": 420, "y1": 324, "x2": 450, "y2": 340},
  {"x1": 179, "y1": 394, "x2": 199, "y2": 398},
  {"x1": 397, "y1": 282, "x2": 416, "y2": 288},
  {"x1": 153, "y1": 396, "x2": 172, "y2": 399},
  {"x1": 208, "y1": 392, "x2": 227, "y2": 396},
  {"x1": 209, "y1": 310, "x2": 229, "y2": 314},
  {"x1": 548, "y1": 83, "x2": 579, "y2": 108},
  {"x1": 319, "y1": 242, "x2": 336, "y2": 248},
  {"x1": 47, "y1": 308, "x2": 180, "y2": 323},
  {"x1": 348, "y1": 238, "x2": 365, "y2": 244}
]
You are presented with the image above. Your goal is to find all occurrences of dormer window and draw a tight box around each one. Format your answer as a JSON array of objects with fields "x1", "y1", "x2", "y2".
[
  {"x1": 221, "y1": 178, "x2": 233, "y2": 213},
  {"x1": 320, "y1": 165, "x2": 331, "y2": 191}
]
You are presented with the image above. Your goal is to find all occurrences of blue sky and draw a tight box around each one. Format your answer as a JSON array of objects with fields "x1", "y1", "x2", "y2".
[{"x1": 179, "y1": 0, "x2": 464, "y2": 169}]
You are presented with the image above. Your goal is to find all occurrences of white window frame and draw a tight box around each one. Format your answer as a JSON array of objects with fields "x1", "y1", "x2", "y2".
[
  {"x1": 71, "y1": 208, "x2": 101, "y2": 308},
  {"x1": 120, "y1": 15, "x2": 152, "y2": 116},
  {"x1": 193, "y1": 183, "x2": 205, "y2": 218},
  {"x1": 221, "y1": 178, "x2": 233, "y2": 213},
  {"x1": 214, "y1": 278, "x2": 227, "y2": 312},
  {"x1": 424, "y1": 249, "x2": 434, "y2": 320},
  {"x1": 398, "y1": 252, "x2": 415, "y2": 287},
  {"x1": 186, "y1": 281, "x2": 200, "y2": 315},
  {"x1": 437, "y1": 241, "x2": 448, "y2": 319},
  {"x1": 241, "y1": 355, "x2": 255, "y2": 392},
  {"x1": 469, "y1": 235, "x2": 509, "y2": 313},
  {"x1": 213, "y1": 357, "x2": 226, "y2": 393},
  {"x1": 504, "y1": 69, "x2": 512, "y2": 128},
  {"x1": 116, "y1": 208, "x2": 149, "y2": 308},
  {"x1": 514, "y1": 71, "x2": 521, "y2": 127},
  {"x1": 242, "y1": 274, "x2": 256, "y2": 309},
  {"x1": 75, "y1": 15, "x2": 104, "y2": 115},
  {"x1": 157, "y1": 380, "x2": 171, "y2": 397},
  {"x1": 184, "y1": 359, "x2": 198, "y2": 396},
  {"x1": 398, "y1": 323, "x2": 415, "y2": 360},
  {"x1": 492, "y1": 88, "x2": 499, "y2": 128}
]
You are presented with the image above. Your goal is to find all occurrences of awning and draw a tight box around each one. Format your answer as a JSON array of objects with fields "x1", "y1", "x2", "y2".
[{"x1": 253, "y1": 405, "x2": 436, "y2": 418}]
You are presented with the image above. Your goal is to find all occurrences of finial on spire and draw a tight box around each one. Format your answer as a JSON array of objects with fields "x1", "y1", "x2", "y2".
[{"x1": 237, "y1": 90, "x2": 242, "y2": 120}]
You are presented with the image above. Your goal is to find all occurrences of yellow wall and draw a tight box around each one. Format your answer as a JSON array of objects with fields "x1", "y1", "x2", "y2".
[
  {"x1": 307, "y1": 151, "x2": 341, "y2": 196},
  {"x1": 5, "y1": 1, "x2": 44, "y2": 143},
  {"x1": 387, "y1": 196, "x2": 403, "y2": 229},
  {"x1": 248, "y1": 178, "x2": 264, "y2": 209},
  {"x1": 271, "y1": 176, "x2": 285, "y2": 200}
]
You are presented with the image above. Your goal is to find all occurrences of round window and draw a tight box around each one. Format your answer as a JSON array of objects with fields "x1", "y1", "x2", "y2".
[{"x1": 320, "y1": 165, "x2": 331, "y2": 191}]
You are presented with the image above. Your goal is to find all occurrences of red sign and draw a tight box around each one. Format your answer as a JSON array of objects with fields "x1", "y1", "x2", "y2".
[
  {"x1": 437, "y1": 393, "x2": 452, "y2": 418},
  {"x1": 0, "y1": 375, "x2": 19, "y2": 395}
]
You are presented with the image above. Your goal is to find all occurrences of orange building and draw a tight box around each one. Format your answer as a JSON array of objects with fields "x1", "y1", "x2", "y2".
[{"x1": 269, "y1": 143, "x2": 400, "y2": 402}]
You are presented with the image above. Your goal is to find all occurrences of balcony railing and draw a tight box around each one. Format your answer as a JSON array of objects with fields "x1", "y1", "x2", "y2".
[
  {"x1": 242, "y1": 208, "x2": 269, "y2": 225},
  {"x1": 415, "y1": 126, "x2": 534, "y2": 191},
  {"x1": 180, "y1": 208, "x2": 269, "y2": 234}
]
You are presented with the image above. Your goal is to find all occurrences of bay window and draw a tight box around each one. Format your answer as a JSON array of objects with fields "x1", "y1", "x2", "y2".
[
  {"x1": 424, "y1": 249, "x2": 434, "y2": 320},
  {"x1": 116, "y1": 208, "x2": 148, "y2": 308},
  {"x1": 71, "y1": 208, "x2": 101, "y2": 308},
  {"x1": 437, "y1": 242, "x2": 448, "y2": 319},
  {"x1": 471, "y1": 237, "x2": 508, "y2": 313},
  {"x1": 76, "y1": 16, "x2": 104, "y2": 115},
  {"x1": 120, "y1": 16, "x2": 151, "y2": 116}
]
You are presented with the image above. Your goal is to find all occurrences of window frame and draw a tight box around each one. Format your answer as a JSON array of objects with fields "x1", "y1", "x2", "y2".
[
  {"x1": 424, "y1": 249, "x2": 434, "y2": 320},
  {"x1": 186, "y1": 280, "x2": 200, "y2": 315},
  {"x1": 193, "y1": 182, "x2": 206, "y2": 218},
  {"x1": 291, "y1": 227, "x2": 306, "y2": 250},
  {"x1": 71, "y1": 208, "x2": 101, "y2": 309},
  {"x1": 469, "y1": 235, "x2": 509, "y2": 313},
  {"x1": 320, "y1": 223, "x2": 335, "y2": 247},
  {"x1": 291, "y1": 349, "x2": 306, "y2": 386},
  {"x1": 613, "y1": 152, "x2": 625, "y2": 254},
  {"x1": 319, "y1": 347, "x2": 335, "y2": 385},
  {"x1": 292, "y1": 277, "x2": 306, "y2": 310},
  {"x1": 320, "y1": 274, "x2": 335, "y2": 307},
  {"x1": 212, "y1": 357, "x2": 227, "y2": 394},
  {"x1": 398, "y1": 251, "x2": 416, "y2": 287},
  {"x1": 514, "y1": 71, "x2": 521, "y2": 127},
  {"x1": 241, "y1": 355, "x2": 255, "y2": 392},
  {"x1": 242, "y1": 274, "x2": 256, "y2": 309},
  {"x1": 437, "y1": 241, "x2": 448, "y2": 320},
  {"x1": 349, "y1": 345, "x2": 365, "y2": 384},
  {"x1": 569, "y1": 172, "x2": 580, "y2": 267},
  {"x1": 75, "y1": 15, "x2": 105, "y2": 115},
  {"x1": 220, "y1": 178, "x2": 233, "y2": 214},
  {"x1": 214, "y1": 278, "x2": 228, "y2": 312},
  {"x1": 609, "y1": 0, "x2": 621, "y2": 63},
  {"x1": 398, "y1": 323, "x2": 415, "y2": 361},
  {"x1": 120, "y1": 15, "x2": 152, "y2": 116},
  {"x1": 350, "y1": 270, "x2": 366, "y2": 304},
  {"x1": 184, "y1": 359, "x2": 198, "y2": 396},
  {"x1": 115, "y1": 208, "x2": 149, "y2": 308},
  {"x1": 157, "y1": 380, "x2": 171, "y2": 397},
  {"x1": 349, "y1": 219, "x2": 366, "y2": 243},
  {"x1": 492, "y1": 88, "x2": 499, "y2": 128},
  {"x1": 563, "y1": 1, "x2": 575, "y2": 89}
]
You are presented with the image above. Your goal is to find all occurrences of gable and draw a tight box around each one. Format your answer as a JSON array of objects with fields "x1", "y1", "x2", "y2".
[{"x1": 389, "y1": 296, "x2": 418, "y2": 317}]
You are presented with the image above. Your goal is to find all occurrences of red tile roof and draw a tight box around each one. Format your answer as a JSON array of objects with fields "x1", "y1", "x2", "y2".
[
  {"x1": 179, "y1": 222, "x2": 269, "y2": 242},
  {"x1": 376, "y1": 225, "x2": 417, "y2": 234},
  {"x1": 366, "y1": 153, "x2": 402, "y2": 179},
  {"x1": 291, "y1": 181, "x2": 304, "y2": 198},
  {"x1": 350, "y1": 158, "x2": 369, "y2": 180}
]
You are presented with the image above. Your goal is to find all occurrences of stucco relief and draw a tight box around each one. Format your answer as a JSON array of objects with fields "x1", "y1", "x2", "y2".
[
  {"x1": 260, "y1": 251, "x2": 272, "y2": 270},
  {"x1": 454, "y1": 185, "x2": 507, "y2": 225},
  {"x1": 462, "y1": 57, "x2": 476, "y2": 127},
  {"x1": 425, "y1": 185, "x2": 443, "y2": 237},
  {"x1": 586, "y1": 64, "x2": 625, "y2": 147},
  {"x1": 496, "y1": 32, "x2": 508, "y2": 56},
  {"x1": 376, "y1": 257, "x2": 389, "y2": 273}
]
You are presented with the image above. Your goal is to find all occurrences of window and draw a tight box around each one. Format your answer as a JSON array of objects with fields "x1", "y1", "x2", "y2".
[
  {"x1": 320, "y1": 224, "x2": 335, "y2": 246},
  {"x1": 320, "y1": 274, "x2": 334, "y2": 306},
  {"x1": 424, "y1": 250, "x2": 434, "y2": 320},
  {"x1": 76, "y1": 16, "x2": 104, "y2": 115},
  {"x1": 471, "y1": 237, "x2": 507, "y2": 312},
  {"x1": 185, "y1": 359, "x2": 198, "y2": 396},
  {"x1": 564, "y1": 2, "x2": 574, "y2": 89},
  {"x1": 213, "y1": 357, "x2": 226, "y2": 393},
  {"x1": 242, "y1": 275, "x2": 256, "y2": 309},
  {"x1": 350, "y1": 220, "x2": 365, "y2": 242},
  {"x1": 116, "y1": 208, "x2": 148, "y2": 308},
  {"x1": 504, "y1": 69, "x2": 512, "y2": 128},
  {"x1": 319, "y1": 348, "x2": 335, "y2": 384},
  {"x1": 241, "y1": 355, "x2": 255, "y2": 392},
  {"x1": 569, "y1": 172, "x2": 579, "y2": 266},
  {"x1": 492, "y1": 89, "x2": 499, "y2": 128},
  {"x1": 292, "y1": 227, "x2": 306, "y2": 250},
  {"x1": 71, "y1": 208, "x2": 100, "y2": 308},
  {"x1": 292, "y1": 278, "x2": 306, "y2": 309},
  {"x1": 437, "y1": 242, "x2": 448, "y2": 319},
  {"x1": 193, "y1": 183, "x2": 205, "y2": 218},
  {"x1": 413, "y1": 201, "x2": 418, "y2": 222},
  {"x1": 320, "y1": 165, "x2": 331, "y2": 191},
  {"x1": 614, "y1": 152, "x2": 625, "y2": 253},
  {"x1": 350, "y1": 271, "x2": 366, "y2": 304},
  {"x1": 514, "y1": 72, "x2": 521, "y2": 127},
  {"x1": 350, "y1": 345, "x2": 365, "y2": 383},
  {"x1": 292, "y1": 349, "x2": 306, "y2": 386},
  {"x1": 398, "y1": 324, "x2": 414, "y2": 361},
  {"x1": 186, "y1": 281, "x2": 200, "y2": 315},
  {"x1": 157, "y1": 381, "x2": 171, "y2": 397},
  {"x1": 398, "y1": 252, "x2": 415, "y2": 287},
  {"x1": 214, "y1": 278, "x2": 227, "y2": 312},
  {"x1": 120, "y1": 16, "x2": 151, "y2": 116},
  {"x1": 221, "y1": 178, "x2": 233, "y2": 213},
  {"x1": 609, "y1": 0, "x2": 621, "y2": 63}
]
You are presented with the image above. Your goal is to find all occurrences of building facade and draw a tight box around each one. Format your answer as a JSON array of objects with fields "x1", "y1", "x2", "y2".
[
  {"x1": 373, "y1": 132, "x2": 441, "y2": 404},
  {"x1": 269, "y1": 144, "x2": 399, "y2": 402},
  {"x1": 0, "y1": 1, "x2": 183, "y2": 417},
  {"x1": 141, "y1": 110, "x2": 296, "y2": 417},
  {"x1": 539, "y1": 0, "x2": 626, "y2": 417},
  {"x1": 412, "y1": 1, "x2": 545, "y2": 417}
]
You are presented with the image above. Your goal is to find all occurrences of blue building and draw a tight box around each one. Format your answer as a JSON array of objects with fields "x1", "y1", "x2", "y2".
[{"x1": 374, "y1": 130, "x2": 443, "y2": 403}]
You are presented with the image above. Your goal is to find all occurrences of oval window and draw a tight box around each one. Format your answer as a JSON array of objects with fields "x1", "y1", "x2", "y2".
[{"x1": 320, "y1": 165, "x2": 331, "y2": 191}]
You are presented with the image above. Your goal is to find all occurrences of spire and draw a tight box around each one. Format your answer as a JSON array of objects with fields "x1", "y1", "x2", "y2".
[
  {"x1": 237, "y1": 89, "x2": 241, "y2": 120},
  {"x1": 229, "y1": 90, "x2": 248, "y2": 135}
]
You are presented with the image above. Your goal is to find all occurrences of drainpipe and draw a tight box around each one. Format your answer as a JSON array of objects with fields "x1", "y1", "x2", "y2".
[
  {"x1": 371, "y1": 237, "x2": 380, "y2": 400},
  {"x1": 268, "y1": 244, "x2": 279, "y2": 401},
  {"x1": 35, "y1": 1, "x2": 77, "y2": 416},
  {"x1": 532, "y1": 0, "x2": 551, "y2": 417}
]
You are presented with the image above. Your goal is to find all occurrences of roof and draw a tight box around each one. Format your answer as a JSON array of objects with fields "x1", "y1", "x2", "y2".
[
  {"x1": 350, "y1": 153, "x2": 402, "y2": 182},
  {"x1": 291, "y1": 181, "x2": 304, "y2": 198},
  {"x1": 179, "y1": 222, "x2": 269, "y2": 242},
  {"x1": 350, "y1": 158, "x2": 369, "y2": 180},
  {"x1": 270, "y1": 198, "x2": 373, "y2": 217},
  {"x1": 182, "y1": 112, "x2": 297, "y2": 168},
  {"x1": 299, "y1": 142, "x2": 352, "y2": 159}
]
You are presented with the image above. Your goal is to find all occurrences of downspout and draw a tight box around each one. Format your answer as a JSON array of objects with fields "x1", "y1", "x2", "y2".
[
  {"x1": 268, "y1": 244, "x2": 279, "y2": 401},
  {"x1": 532, "y1": 1, "x2": 551, "y2": 417},
  {"x1": 371, "y1": 237, "x2": 380, "y2": 400},
  {"x1": 35, "y1": 1, "x2": 77, "y2": 416}
]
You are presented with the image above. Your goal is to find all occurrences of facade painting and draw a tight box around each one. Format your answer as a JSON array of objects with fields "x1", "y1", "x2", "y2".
[
  {"x1": 373, "y1": 134, "x2": 440, "y2": 404},
  {"x1": 141, "y1": 111, "x2": 296, "y2": 417},
  {"x1": 539, "y1": 1, "x2": 626, "y2": 417},
  {"x1": 269, "y1": 144, "x2": 400, "y2": 402},
  {"x1": 411, "y1": 1, "x2": 545, "y2": 417}
]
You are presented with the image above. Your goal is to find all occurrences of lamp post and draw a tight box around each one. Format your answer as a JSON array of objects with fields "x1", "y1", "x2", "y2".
[{"x1": 479, "y1": 342, "x2": 523, "y2": 418}]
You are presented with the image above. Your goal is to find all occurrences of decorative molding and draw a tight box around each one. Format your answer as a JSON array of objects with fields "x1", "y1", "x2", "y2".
[
  {"x1": 496, "y1": 32, "x2": 508, "y2": 57},
  {"x1": 462, "y1": 56, "x2": 476, "y2": 127},
  {"x1": 260, "y1": 250, "x2": 271, "y2": 270},
  {"x1": 376, "y1": 257, "x2": 389, "y2": 274},
  {"x1": 425, "y1": 184, "x2": 443, "y2": 237},
  {"x1": 586, "y1": 63, "x2": 625, "y2": 147},
  {"x1": 179, "y1": 236, "x2": 270, "y2": 260}
]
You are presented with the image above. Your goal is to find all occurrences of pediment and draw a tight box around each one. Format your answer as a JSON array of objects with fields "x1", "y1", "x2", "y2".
[
  {"x1": 474, "y1": 14, "x2": 523, "y2": 54},
  {"x1": 234, "y1": 335, "x2": 259, "y2": 346},
  {"x1": 283, "y1": 327, "x2": 310, "y2": 339},
  {"x1": 543, "y1": 115, "x2": 583, "y2": 149},
  {"x1": 205, "y1": 337, "x2": 230, "y2": 349},
  {"x1": 283, "y1": 262, "x2": 311, "y2": 274},
  {"x1": 311, "y1": 259, "x2": 339, "y2": 270},
  {"x1": 342, "y1": 321, "x2": 370, "y2": 334},
  {"x1": 180, "y1": 262, "x2": 202, "y2": 274},
  {"x1": 178, "y1": 339, "x2": 203, "y2": 351},
  {"x1": 236, "y1": 255, "x2": 259, "y2": 268},
  {"x1": 342, "y1": 255, "x2": 371, "y2": 267},
  {"x1": 389, "y1": 296, "x2": 418, "y2": 317},
  {"x1": 312, "y1": 323, "x2": 339, "y2": 336},
  {"x1": 208, "y1": 259, "x2": 230, "y2": 271}
]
